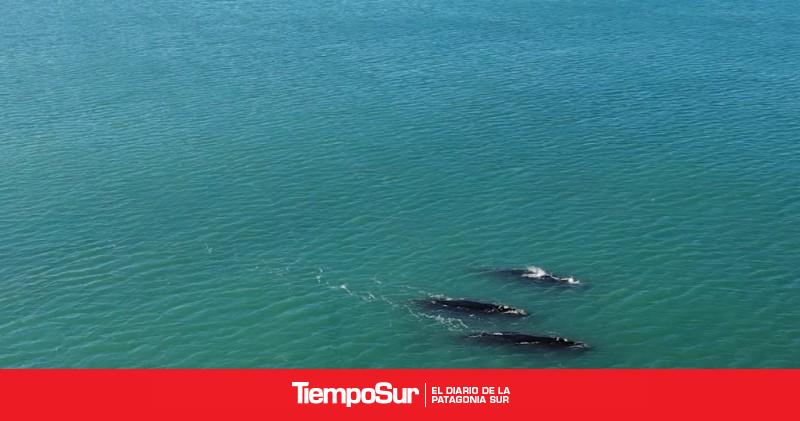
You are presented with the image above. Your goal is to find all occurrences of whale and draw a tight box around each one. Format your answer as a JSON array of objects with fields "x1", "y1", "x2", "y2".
[
  {"x1": 466, "y1": 331, "x2": 588, "y2": 349},
  {"x1": 484, "y1": 266, "x2": 581, "y2": 285},
  {"x1": 416, "y1": 298, "x2": 528, "y2": 316}
]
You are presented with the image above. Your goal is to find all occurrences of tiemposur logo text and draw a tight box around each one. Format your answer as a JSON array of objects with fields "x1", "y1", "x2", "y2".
[{"x1": 292, "y1": 382, "x2": 420, "y2": 407}]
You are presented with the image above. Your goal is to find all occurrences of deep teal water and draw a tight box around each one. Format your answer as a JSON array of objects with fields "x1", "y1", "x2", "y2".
[{"x1": 2, "y1": 0, "x2": 799, "y2": 367}]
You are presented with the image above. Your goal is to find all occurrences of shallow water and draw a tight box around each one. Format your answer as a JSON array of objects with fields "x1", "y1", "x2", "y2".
[{"x1": 2, "y1": 0, "x2": 799, "y2": 367}]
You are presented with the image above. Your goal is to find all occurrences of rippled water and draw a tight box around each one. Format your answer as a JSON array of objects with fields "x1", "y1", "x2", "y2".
[{"x1": 2, "y1": 0, "x2": 799, "y2": 367}]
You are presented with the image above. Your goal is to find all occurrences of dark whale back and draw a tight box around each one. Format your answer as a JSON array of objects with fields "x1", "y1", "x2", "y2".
[
  {"x1": 467, "y1": 331, "x2": 588, "y2": 349},
  {"x1": 481, "y1": 267, "x2": 581, "y2": 285},
  {"x1": 416, "y1": 298, "x2": 527, "y2": 316}
]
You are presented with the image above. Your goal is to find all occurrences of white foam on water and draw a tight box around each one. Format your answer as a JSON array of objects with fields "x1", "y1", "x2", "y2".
[{"x1": 523, "y1": 266, "x2": 548, "y2": 278}]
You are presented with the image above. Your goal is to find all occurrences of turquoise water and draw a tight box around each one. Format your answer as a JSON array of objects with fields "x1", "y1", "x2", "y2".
[{"x1": 2, "y1": 0, "x2": 799, "y2": 367}]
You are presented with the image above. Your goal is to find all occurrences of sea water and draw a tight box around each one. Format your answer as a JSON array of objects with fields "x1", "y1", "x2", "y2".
[{"x1": 1, "y1": 0, "x2": 799, "y2": 367}]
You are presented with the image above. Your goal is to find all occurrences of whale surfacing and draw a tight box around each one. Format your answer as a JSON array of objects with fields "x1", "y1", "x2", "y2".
[
  {"x1": 417, "y1": 298, "x2": 528, "y2": 316},
  {"x1": 466, "y1": 331, "x2": 589, "y2": 349},
  {"x1": 488, "y1": 266, "x2": 581, "y2": 285}
]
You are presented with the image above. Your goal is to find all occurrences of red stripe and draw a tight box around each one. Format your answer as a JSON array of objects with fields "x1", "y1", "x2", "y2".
[{"x1": 1, "y1": 369, "x2": 797, "y2": 420}]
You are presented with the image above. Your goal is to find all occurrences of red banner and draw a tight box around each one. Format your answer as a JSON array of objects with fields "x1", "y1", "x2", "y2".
[{"x1": 1, "y1": 369, "x2": 797, "y2": 420}]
